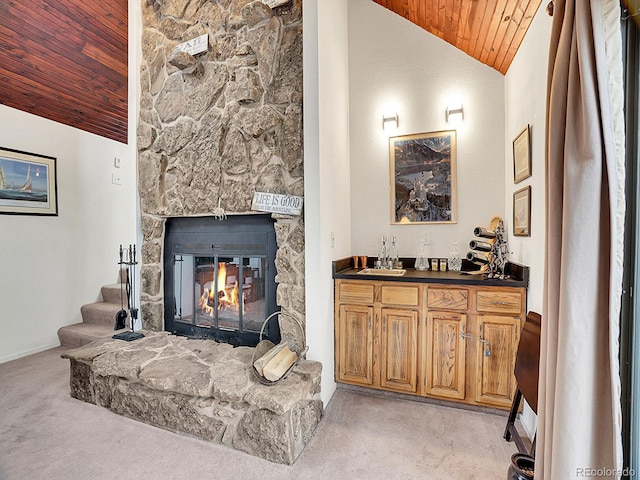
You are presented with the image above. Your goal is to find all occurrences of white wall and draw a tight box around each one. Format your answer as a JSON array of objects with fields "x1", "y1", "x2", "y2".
[
  {"x1": 504, "y1": 2, "x2": 553, "y2": 439},
  {"x1": 303, "y1": 0, "x2": 351, "y2": 405},
  {"x1": 0, "y1": 1, "x2": 140, "y2": 363},
  {"x1": 347, "y1": 0, "x2": 505, "y2": 260},
  {"x1": 346, "y1": 0, "x2": 551, "y2": 438},
  {"x1": 505, "y1": 3, "x2": 551, "y2": 315}
]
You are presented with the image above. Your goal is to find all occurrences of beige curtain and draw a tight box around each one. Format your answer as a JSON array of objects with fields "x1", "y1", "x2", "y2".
[{"x1": 538, "y1": 0, "x2": 626, "y2": 479}]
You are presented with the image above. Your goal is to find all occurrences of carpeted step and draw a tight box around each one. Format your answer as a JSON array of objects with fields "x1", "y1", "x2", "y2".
[
  {"x1": 80, "y1": 301, "x2": 129, "y2": 327},
  {"x1": 57, "y1": 323, "x2": 129, "y2": 348},
  {"x1": 101, "y1": 283, "x2": 127, "y2": 305}
]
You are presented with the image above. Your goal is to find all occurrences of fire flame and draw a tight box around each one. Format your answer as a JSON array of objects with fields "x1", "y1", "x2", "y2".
[{"x1": 199, "y1": 263, "x2": 240, "y2": 316}]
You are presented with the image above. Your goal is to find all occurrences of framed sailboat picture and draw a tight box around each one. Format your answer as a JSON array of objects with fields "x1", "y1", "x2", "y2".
[
  {"x1": 389, "y1": 130, "x2": 457, "y2": 224},
  {"x1": 0, "y1": 147, "x2": 58, "y2": 216}
]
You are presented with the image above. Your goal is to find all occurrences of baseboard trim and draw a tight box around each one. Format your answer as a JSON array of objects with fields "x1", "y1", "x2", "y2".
[
  {"x1": 0, "y1": 342, "x2": 61, "y2": 364},
  {"x1": 336, "y1": 383, "x2": 508, "y2": 417}
]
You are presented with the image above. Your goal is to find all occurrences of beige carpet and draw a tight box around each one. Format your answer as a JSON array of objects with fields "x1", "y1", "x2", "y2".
[{"x1": 0, "y1": 347, "x2": 518, "y2": 480}]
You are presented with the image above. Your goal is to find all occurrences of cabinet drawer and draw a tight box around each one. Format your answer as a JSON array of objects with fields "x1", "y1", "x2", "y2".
[
  {"x1": 427, "y1": 288, "x2": 468, "y2": 311},
  {"x1": 476, "y1": 291, "x2": 522, "y2": 314},
  {"x1": 339, "y1": 283, "x2": 374, "y2": 303},
  {"x1": 381, "y1": 285, "x2": 419, "y2": 306}
]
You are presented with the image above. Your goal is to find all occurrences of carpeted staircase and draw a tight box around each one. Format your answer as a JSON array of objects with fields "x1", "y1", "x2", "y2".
[{"x1": 57, "y1": 279, "x2": 130, "y2": 348}]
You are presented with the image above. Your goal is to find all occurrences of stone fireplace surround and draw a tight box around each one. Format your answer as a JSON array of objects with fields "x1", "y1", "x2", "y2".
[
  {"x1": 137, "y1": 0, "x2": 306, "y2": 346},
  {"x1": 74, "y1": 0, "x2": 319, "y2": 464}
]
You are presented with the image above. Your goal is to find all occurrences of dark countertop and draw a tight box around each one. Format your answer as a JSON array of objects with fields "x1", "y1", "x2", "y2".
[{"x1": 332, "y1": 257, "x2": 529, "y2": 288}]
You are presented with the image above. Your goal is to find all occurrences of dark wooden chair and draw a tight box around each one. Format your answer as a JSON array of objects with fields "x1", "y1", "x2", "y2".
[{"x1": 503, "y1": 311, "x2": 541, "y2": 456}]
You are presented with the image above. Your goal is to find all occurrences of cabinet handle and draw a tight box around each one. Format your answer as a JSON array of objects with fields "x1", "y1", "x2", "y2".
[
  {"x1": 491, "y1": 301, "x2": 509, "y2": 305},
  {"x1": 459, "y1": 332, "x2": 491, "y2": 357}
]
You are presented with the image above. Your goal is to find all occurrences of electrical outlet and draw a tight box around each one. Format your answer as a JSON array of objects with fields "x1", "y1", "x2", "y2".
[
  {"x1": 112, "y1": 172, "x2": 122, "y2": 185},
  {"x1": 423, "y1": 232, "x2": 431, "y2": 245},
  {"x1": 330, "y1": 232, "x2": 335, "y2": 248}
]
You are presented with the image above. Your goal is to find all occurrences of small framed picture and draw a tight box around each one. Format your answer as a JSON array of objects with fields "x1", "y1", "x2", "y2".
[
  {"x1": 513, "y1": 125, "x2": 532, "y2": 184},
  {"x1": 0, "y1": 147, "x2": 58, "y2": 216},
  {"x1": 513, "y1": 186, "x2": 531, "y2": 237}
]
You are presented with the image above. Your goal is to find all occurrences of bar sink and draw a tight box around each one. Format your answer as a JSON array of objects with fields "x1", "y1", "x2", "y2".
[{"x1": 357, "y1": 268, "x2": 406, "y2": 276}]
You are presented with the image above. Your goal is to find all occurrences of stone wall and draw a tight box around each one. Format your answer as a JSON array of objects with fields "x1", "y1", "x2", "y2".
[{"x1": 136, "y1": 0, "x2": 305, "y2": 339}]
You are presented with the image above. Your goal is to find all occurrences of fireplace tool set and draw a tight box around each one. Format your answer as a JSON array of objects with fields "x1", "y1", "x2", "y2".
[{"x1": 113, "y1": 244, "x2": 145, "y2": 342}]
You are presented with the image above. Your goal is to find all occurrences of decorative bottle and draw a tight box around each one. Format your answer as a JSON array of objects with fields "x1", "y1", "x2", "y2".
[
  {"x1": 448, "y1": 240, "x2": 462, "y2": 271},
  {"x1": 390, "y1": 236, "x2": 399, "y2": 269},
  {"x1": 377, "y1": 236, "x2": 387, "y2": 269},
  {"x1": 415, "y1": 235, "x2": 429, "y2": 270},
  {"x1": 449, "y1": 241, "x2": 462, "y2": 272}
]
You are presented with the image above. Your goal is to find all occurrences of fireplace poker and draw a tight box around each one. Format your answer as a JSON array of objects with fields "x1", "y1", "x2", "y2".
[
  {"x1": 130, "y1": 244, "x2": 139, "y2": 328},
  {"x1": 114, "y1": 244, "x2": 128, "y2": 330},
  {"x1": 127, "y1": 245, "x2": 133, "y2": 329}
]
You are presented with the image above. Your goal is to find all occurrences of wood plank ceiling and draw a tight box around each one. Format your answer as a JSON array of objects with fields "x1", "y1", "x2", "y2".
[
  {"x1": 372, "y1": 0, "x2": 543, "y2": 75},
  {"x1": 0, "y1": 0, "x2": 128, "y2": 144}
]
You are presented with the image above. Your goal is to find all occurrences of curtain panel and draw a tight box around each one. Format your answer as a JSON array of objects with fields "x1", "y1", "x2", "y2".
[{"x1": 539, "y1": 0, "x2": 626, "y2": 479}]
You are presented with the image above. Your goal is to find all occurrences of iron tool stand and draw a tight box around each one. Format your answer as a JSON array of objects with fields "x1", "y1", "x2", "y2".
[{"x1": 113, "y1": 244, "x2": 145, "y2": 342}]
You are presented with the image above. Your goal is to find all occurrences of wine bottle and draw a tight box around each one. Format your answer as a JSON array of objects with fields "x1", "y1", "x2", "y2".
[
  {"x1": 466, "y1": 251, "x2": 489, "y2": 264},
  {"x1": 473, "y1": 227, "x2": 497, "y2": 239},
  {"x1": 469, "y1": 240, "x2": 493, "y2": 252}
]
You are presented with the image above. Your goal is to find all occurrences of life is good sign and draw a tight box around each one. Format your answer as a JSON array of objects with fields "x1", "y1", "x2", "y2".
[{"x1": 252, "y1": 192, "x2": 303, "y2": 215}]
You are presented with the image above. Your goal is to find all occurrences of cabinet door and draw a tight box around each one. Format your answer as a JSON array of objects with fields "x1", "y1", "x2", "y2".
[
  {"x1": 425, "y1": 312, "x2": 466, "y2": 399},
  {"x1": 475, "y1": 314, "x2": 521, "y2": 407},
  {"x1": 336, "y1": 304, "x2": 375, "y2": 386},
  {"x1": 380, "y1": 308, "x2": 418, "y2": 393}
]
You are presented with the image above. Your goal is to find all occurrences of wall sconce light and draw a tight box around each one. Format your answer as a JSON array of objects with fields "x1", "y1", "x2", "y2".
[
  {"x1": 382, "y1": 113, "x2": 399, "y2": 130},
  {"x1": 446, "y1": 105, "x2": 464, "y2": 123}
]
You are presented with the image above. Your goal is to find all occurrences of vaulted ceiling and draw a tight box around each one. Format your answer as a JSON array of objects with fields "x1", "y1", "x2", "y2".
[
  {"x1": 0, "y1": 0, "x2": 128, "y2": 144},
  {"x1": 0, "y1": 0, "x2": 542, "y2": 144},
  {"x1": 372, "y1": 0, "x2": 544, "y2": 75}
]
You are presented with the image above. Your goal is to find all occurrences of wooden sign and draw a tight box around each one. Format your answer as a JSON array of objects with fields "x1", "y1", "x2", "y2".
[
  {"x1": 252, "y1": 192, "x2": 303, "y2": 215},
  {"x1": 175, "y1": 34, "x2": 209, "y2": 56},
  {"x1": 263, "y1": 0, "x2": 290, "y2": 8}
]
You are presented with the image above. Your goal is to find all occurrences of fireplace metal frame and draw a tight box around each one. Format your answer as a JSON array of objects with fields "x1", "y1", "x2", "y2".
[{"x1": 163, "y1": 214, "x2": 280, "y2": 347}]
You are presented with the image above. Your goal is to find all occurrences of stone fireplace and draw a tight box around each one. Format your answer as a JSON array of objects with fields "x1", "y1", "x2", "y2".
[
  {"x1": 62, "y1": 1, "x2": 320, "y2": 465},
  {"x1": 136, "y1": 0, "x2": 305, "y2": 343},
  {"x1": 163, "y1": 214, "x2": 281, "y2": 346}
]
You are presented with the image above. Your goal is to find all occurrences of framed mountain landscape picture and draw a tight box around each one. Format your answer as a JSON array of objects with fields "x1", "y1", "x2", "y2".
[
  {"x1": 0, "y1": 147, "x2": 58, "y2": 216},
  {"x1": 389, "y1": 130, "x2": 457, "y2": 224}
]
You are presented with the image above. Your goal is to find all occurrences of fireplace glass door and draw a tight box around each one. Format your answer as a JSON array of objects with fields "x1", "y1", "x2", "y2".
[
  {"x1": 173, "y1": 255, "x2": 266, "y2": 335},
  {"x1": 164, "y1": 214, "x2": 279, "y2": 347}
]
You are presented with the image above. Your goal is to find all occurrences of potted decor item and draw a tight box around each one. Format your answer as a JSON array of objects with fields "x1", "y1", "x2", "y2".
[{"x1": 508, "y1": 453, "x2": 535, "y2": 480}]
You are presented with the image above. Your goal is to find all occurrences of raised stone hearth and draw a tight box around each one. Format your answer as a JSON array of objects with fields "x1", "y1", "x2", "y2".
[{"x1": 62, "y1": 331, "x2": 322, "y2": 465}]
